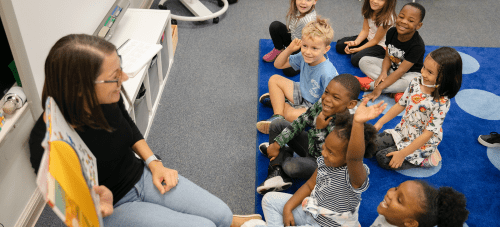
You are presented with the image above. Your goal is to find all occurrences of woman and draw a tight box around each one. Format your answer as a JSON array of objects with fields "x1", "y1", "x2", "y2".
[{"x1": 28, "y1": 34, "x2": 236, "y2": 226}]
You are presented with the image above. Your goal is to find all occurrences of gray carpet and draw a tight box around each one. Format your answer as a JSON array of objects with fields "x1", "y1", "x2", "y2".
[{"x1": 35, "y1": 0, "x2": 499, "y2": 226}]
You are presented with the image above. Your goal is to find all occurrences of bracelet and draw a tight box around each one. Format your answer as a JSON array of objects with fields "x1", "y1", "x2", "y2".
[{"x1": 145, "y1": 154, "x2": 159, "y2": 166}]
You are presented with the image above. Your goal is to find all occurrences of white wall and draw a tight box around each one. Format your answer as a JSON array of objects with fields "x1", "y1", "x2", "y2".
[{"x1": 0, "y1": 0, "x2": 151, "y2": 226}]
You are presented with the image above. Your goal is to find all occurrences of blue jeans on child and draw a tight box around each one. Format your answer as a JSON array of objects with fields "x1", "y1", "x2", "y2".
[
  {"x1": 257, "y1": 192, "x2": 320, "y2": 227},
  {"x1": 103, "y1": 166, "x2": 233, "y2": 227}
]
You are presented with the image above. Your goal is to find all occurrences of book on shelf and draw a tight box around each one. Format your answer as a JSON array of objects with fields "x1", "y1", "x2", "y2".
[
  {"x1": 36, "y1": 97, "x2": 103, "y2": 227},
  {"x1": 117, "y1": 39, "x2": 163, "y2": 78}
]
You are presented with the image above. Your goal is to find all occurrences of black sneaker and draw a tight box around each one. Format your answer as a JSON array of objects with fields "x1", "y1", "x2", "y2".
[
  {"x1": 478, "y1": 132, "x2": 500, "y2": 147},
  {"x1": 259, "y1": 142, "x2": 269, "y2": 157},
  {"x1": 256, "y1": 165, "x2": 292, "y2": 195},
  {"x1": 259, "y1": 93, "x2": 272, "y2": 108}
]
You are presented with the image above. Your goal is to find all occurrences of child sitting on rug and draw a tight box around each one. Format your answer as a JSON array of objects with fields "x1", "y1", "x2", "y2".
[
  {"x1": 257, "y1": 74, "x2": 359, "y2": 195},
  {"x1": 257, "y1": 17, "x2": 338, "y2": 134},
  {"x1": 371, "y1": 180, "x2": 469, "y2": 227},
  {"x1": 335, "y1": 0, "x2": 396, "y2": 67},
  {"x1": 263, "y1": 0, "x2": 318, "y2": 77},
  {"x1": 367, "y1": 47, "x2": 462, "y2": 170},
  {"x1": 357, "y1": 2, "x2": 426, "y2": 102},
  {"x1": 243, "y1": 99, "x2": 386, "y2": 227}
]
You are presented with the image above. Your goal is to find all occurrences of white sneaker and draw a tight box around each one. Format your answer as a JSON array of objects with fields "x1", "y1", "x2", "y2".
[{"x1": 242, "y1": 219, "x2": 266, "y2": 227}]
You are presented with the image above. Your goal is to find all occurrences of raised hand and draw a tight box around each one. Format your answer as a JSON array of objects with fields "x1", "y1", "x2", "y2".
[
  {"x1": 354, "y1": 98, "x2": 387, "y2": 123},
  {"x1": 288, "y1": 38, "x2": 302, "y2": 53}
]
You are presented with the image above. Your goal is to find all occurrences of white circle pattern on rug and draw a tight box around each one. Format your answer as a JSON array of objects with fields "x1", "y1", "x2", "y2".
[
  {"x1": 455, "y1": 89, "x2": 500, "y2": 120},
  {"x1": 396, "y1": 161, "x2": 442, "y2": 178},
  {"x1": 486, "y1": 147, "x2": 500, "y2": 171},
  {"x1": 458, "y1": 52, "x2": 480, "y2": 74}
]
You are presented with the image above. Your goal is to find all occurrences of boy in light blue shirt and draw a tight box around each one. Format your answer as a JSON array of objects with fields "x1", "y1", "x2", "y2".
[{"x1": 257, "y1": 17, "x2": 338, "y2": 134}]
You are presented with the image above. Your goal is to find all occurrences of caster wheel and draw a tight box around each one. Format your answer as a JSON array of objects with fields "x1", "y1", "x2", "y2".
[
  {"x1": 171, "y1": 19, "x2": 177, "y2": 25},
  {"x1": 217, "y1": 0, "x2": 223, "y2": 7},
  {"x1": 213, "y1": 17, "x2": 219, "y2": 23},
  {"x1": 158, "y1": 2, "x2": 167, "y2": 9}
]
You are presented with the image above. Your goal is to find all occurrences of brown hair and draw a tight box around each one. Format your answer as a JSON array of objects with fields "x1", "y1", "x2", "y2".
[
  {"x1": 301, "y1": 16, "x2": 334, "y2": 46},
  {"x1": 428, "y1": 47, "x2": 462, "y2": 101},
  {"x1": 42, "y1": 34, "x2": 125, "y2": 132},
  {"x1": 361, "y1": 0, "x2": 397, "y2": 29},
  {"x1": 286, "y1": 0, "x2": 316, "y2": 30}
]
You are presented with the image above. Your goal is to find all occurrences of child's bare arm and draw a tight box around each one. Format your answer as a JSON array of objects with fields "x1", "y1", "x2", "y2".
[
  {"x1": 344, "y1": 19, "x2": 369, "y2": 54},
  {"x1": 275, "y1": 38, "x2": 301, "y2": 69},
  {"x1": 348, "y1": 99, "x2": 387, "y2": 188},
  {"x1": 283, "y1": 169, "x2": 317, "y2": 226},
  {"x1": 386, "y1": 129, "x2": 434, "y2": 169},
  {"x1": 366, "y1": 59, "x2": 414, "y2": 102},
  {"x1": 374, "y1": 103, "x2": 405, "y2": 131},
  {"x1": 376, "y1": 59, "x2": 414, "y2": 90}
]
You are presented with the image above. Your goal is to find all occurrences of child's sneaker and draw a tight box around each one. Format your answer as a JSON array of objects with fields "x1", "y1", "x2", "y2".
[
  {"x1": 394, "y1": 92, "x2": 404, "y2": 103},
  {"x1": 259, "y1": 142, "x2": 269, "y2": 157},
  {"x1": 231, "y1": 214, "x2": 263, "y2": 227},
  {"x1": 256, "y1": 165, "x2": 292, "y2": 195},
  {"x1": 262, "y1": 48, "x2": 281, "y2": 62},
  {"x1": 241, "y1": 219, "x2": 266, "y2": 227},
  {"x1": 259, "y1": 93, "x2": 272, "y2": 108},
  {"x1": 355, "y1": 76, "x2": 374, "y2": 91},
  {"x1": 256, "y1": 114, "x2": 284, "y2": 134},
  {"x1": 478, "y1": 132, "x2": 500, "y2": 147},
  {"x1": 262, "y1": 48, "x2": 282, "y2": 62}
]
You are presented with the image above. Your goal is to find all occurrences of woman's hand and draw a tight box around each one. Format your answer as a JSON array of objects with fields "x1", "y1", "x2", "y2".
[
  {"x1": 283, "y1": 209, "x2": 296, "y2": 226},
  {"x1": 149, "y1": 162, "x2": 179, "y2": 194},
  {"x1": 316, "y1": 111, "x2": 333, "y2": 129},
  {"x1": 267, "y1": 142, "x2": 281, "y2": 162},
  {"x1": 387, "y1": 150, "x2": 407, "y2": 169},
  {"x1": 93, "y1": 185, "x2": 114, "y2": 217}
]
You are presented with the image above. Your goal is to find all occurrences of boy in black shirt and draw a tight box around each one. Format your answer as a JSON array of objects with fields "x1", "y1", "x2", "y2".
[{"x1": 357, "y1": 2, "x2": 426, "y2": 102}]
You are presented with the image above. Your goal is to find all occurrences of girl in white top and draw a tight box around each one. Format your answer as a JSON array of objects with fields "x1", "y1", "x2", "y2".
[
  {"x1": 263, "y1": 0, "x2": 317, "y2": 77},
  {"x1": 335, "y1": 0, "x2": 396, "y2": 67}
]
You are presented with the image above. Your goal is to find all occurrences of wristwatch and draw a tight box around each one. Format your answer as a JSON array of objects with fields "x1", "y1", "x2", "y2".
[{"x1": 145, "y1": 154, "x2": 162, "y2": 166}]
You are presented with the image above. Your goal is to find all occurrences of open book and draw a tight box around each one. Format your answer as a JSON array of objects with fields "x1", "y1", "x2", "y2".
[
  {"x1": 36, "y1": 97, "x2": 103, "y2": 227},
  {"x1": 117, "y1": 39, "x2": 163, "y2": 77}
]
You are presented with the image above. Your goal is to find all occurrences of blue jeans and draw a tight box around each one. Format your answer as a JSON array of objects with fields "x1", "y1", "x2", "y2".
[
  {"x1": 258, "y1": 192, "x2": 320, "y2": 227},
  {"x1": 104, "y1": 166, "x2": 233, "y2": 227}
]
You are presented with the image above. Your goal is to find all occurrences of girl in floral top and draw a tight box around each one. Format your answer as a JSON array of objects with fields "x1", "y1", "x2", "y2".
[{"x1": 368, "y1": 47, "x2": 463, "y2": 170}]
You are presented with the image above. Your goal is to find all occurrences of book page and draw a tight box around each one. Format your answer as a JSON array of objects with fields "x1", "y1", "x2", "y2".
[{"x1": 117, "y1": 39, "x2": 163, "y2": 77}]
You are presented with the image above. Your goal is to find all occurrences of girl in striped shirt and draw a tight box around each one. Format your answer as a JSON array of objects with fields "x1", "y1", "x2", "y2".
[{"x1": 243, "y1": 99, "x2": 386, "y2": 227}]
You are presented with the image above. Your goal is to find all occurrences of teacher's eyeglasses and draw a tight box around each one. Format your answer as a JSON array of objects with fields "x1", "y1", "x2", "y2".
[
  {"x1": 94, "y1": 70, "x2": 124, "y2": 86},
  {"x1": 95, "y1": 55, "x2": 125, "y2": 86}
]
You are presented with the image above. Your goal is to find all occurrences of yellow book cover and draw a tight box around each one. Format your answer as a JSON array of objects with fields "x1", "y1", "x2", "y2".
[{"x1": 36, "y1": 97, "x2": 102, "y2": 227}]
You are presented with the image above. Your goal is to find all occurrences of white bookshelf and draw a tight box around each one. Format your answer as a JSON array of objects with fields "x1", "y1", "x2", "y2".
[{"x1": 109, "y1": 9, "x2": 173, "y2": 138}]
